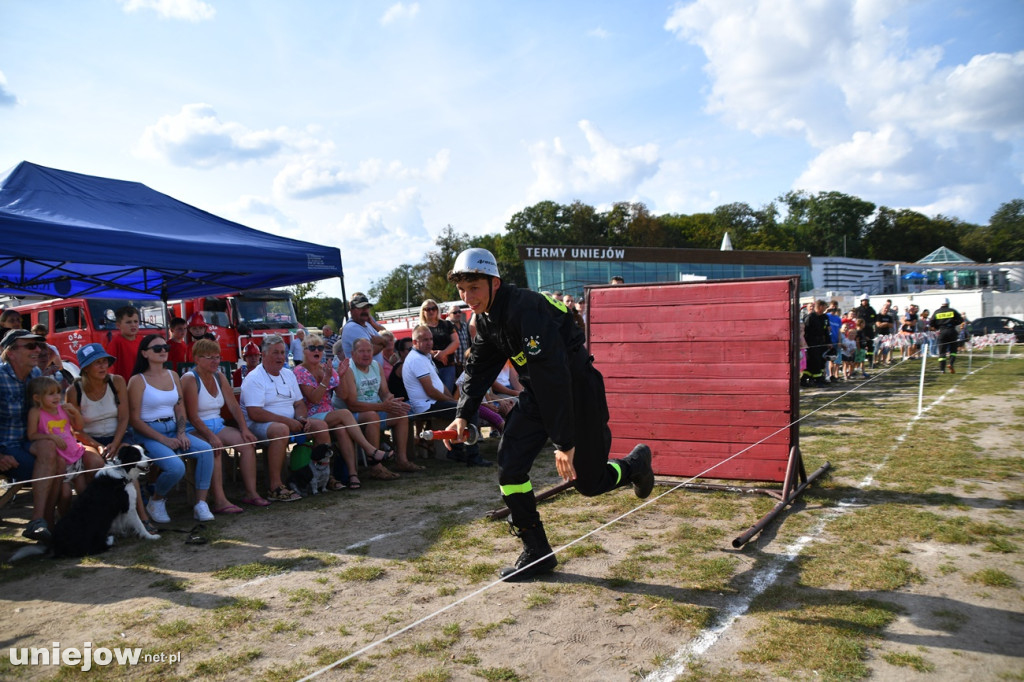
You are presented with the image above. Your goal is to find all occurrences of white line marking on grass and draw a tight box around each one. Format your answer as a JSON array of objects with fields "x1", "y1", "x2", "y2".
[{"x1": 646, "y1": 374, "x2": 973, "y2": 681}]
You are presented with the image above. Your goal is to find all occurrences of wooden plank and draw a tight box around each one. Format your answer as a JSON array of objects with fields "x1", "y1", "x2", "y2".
[
  {"x1": 610, "y1": 421, "x2": 791, "y2": 445},
  {"x1": 653, "y1": 455, "x2": 788, "y2": 482},
  {"x1": 590, "y1": 300, "x2": 790, "y2": 325},
  {"x1": 605, "y1": 392, "x2": 791, "y2": 412},
  {"x1": 604, "y1": 377, "x2": 790, "y2": 395},
  {"x1": 589, "y1": 319, "x2": 789, "y2": 341},
  {"x1": 598, "y1": 361, "x2": 789, "y2": 380},
  {"x1": 611, "y1": 437, "x2": 790, "y2": 461},
  {"x1": 590, "y1": 280, "x2": 792, "y2": 308},
  {"x1": 609, "y1": 407, "x2": 791, "y2": 428},
  {"x1": 591, "y1": 341, "x2": 790, "y2": 365}
]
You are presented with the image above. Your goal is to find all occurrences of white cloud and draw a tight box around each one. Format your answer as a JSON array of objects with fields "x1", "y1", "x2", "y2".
[
  {"x1": 380, "y1": 2, "x2": 420, "y2": 26},
  {"x1": 665, "y1": 0, "x2": 1024, "y2": 216},
  {"x1": 588, "y1": 27, "x2": 609, "y2": 39},
  {"x1": 527, "y1": 120, "x2": 659, "y2": 203},
  {"x1": 137, "y1": 104, "x2": 314, "y2": 168},
  {"x1": 226, "y1": 194, "x2": 299, "y2": 231},
  {"x1": 0, "y1": 69, "x2": 17, "y2": 107},
  {"x1": 118, "y1": 0, "x2": 215, "y2": 22},
  {"x1": 273, "y1": 150, "x2": 450, "y2": 200},
  {"x1": 333, "y1": 189, "x2": 434, "y2": 286},
  {"x1": 875, "y1": 51, "x2": 1024, "y2": 141}
]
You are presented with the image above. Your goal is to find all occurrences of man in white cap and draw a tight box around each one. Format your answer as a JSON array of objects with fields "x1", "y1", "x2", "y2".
[{"x1": 444, "y1": 247, "x2": 654, "y2": 582}]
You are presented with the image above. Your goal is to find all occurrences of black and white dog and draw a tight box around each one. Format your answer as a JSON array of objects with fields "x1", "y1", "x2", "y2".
[
  {"x1": 289, "y1": 443, "x2": 334, "y2": 497},
  {"x1": 10, "y1": 445, "x2": 160, "y2": 561}
]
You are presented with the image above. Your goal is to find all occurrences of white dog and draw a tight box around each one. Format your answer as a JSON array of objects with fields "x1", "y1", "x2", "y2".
[{"x1": 10, "y1": 445, "x2": 160, "y2": 561}]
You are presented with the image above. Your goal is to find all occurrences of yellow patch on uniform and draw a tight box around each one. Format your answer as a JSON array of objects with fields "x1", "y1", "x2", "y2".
[
  {"x1": 544, "y1": 294, "x2": 568, "y2": 313},
  {"x1": 511, "y1": 351, "x2": 526, "y2": 366}
]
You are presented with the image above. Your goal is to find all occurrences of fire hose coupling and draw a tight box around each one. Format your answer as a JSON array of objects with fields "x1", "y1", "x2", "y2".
[{"x1": 419, "y1": 423, "x2": 480, "y2": 446}]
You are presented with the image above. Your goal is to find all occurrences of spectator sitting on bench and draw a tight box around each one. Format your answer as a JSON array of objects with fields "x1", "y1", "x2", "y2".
[
  {"x1": 0, "y1": 330, "x2": 62, "y2": 543},
  {"x1": 338, "y1": 336, "x2": 420, "y2": 473},
  {"x1": 239, "y1": 334, "x2": 320, "y2": 502}
]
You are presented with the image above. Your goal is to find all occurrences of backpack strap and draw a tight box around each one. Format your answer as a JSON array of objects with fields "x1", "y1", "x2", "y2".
[{"x1": 107, "y1": 375, "x2": 119, "y2": 407}]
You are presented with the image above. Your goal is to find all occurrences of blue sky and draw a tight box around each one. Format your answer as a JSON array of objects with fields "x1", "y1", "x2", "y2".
[{"x1": 2, "y1": 0, "x2": 1023, "y2": 300}]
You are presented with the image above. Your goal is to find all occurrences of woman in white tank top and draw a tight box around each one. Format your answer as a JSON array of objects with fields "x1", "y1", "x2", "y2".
[
  {"x1": 181, "y1": 338, "x2": 266, "y2": 510},
  {"x1": 127, "y1": 334, "x2": 214, "y2": 524}
]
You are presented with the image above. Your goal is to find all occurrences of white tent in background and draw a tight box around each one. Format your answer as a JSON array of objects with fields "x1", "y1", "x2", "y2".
[{"x1": 720, "y1": 232, "x2": 733, "y2": 251}]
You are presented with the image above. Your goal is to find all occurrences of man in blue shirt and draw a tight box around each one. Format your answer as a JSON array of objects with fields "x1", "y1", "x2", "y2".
[{"x1": 0, "y1": 330, "x2": 61, "y2": 542}]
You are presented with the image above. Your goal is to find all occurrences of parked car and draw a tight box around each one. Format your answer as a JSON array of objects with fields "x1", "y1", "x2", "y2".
[{"x1": 968, "y1": 316, "x2": 1024, "y2": 342}]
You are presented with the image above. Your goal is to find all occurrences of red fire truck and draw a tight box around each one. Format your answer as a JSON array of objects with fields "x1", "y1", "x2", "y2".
[
  {"x1": 171, "y1": 290, "x2": 300, "y2": 363},
  {"x1": 11, "y1": 289, "x2": 299, "y2": 366}
]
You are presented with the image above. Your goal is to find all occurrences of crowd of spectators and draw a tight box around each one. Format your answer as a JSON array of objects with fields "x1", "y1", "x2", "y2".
[
  {"x1": 0, "y1": 295, "x2": 524, "y2": 548},
  {"x1": 800, "y1": 295, "x2": 973, "y2": 388}
]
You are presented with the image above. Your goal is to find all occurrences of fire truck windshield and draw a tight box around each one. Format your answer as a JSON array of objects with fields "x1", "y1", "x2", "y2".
[
  {"x1": 236, "y1": 296, "x2": 299, "y2": 330},
  {"x1": 87, "y1": 299, "x2": 166, "y2": 331}
]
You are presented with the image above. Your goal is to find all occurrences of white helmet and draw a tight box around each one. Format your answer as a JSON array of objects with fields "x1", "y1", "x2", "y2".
[{"x1": 451, "y1": 248, "x2": 499, "y2": 278}]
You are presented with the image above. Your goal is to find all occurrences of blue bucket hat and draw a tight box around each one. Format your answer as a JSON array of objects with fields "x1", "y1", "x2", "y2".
[{"x1": 76, "y1": 342, "x2": 116, "y2": 370}]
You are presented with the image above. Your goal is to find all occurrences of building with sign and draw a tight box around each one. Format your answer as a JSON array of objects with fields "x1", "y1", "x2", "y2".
[{"x1": 517, "y1": 245, "x2": 814, "y2": 297}]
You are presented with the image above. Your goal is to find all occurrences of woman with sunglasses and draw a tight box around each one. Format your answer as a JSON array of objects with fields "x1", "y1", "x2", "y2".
[
  {"x1": 419, "y1": 299, "x2": 459, "y2": 393},
  {"x1": 127, "y1": 334, "x2": 214, "y2": 523},
  {"x1": 294, "y1": 333, "x2": 395, "y2": 488},
  {"x1": 181, "y1": 338, "x2": 266, "y2": 510}
]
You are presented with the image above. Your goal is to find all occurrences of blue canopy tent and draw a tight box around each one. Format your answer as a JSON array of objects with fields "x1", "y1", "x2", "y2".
[{"x1": 0, "y1": 161, "x2": 343, "y2": 300}]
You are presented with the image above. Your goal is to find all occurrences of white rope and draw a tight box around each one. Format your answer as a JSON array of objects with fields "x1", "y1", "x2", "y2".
[
  {"x1": 4, "y1": 408, "x2": 419, "y2": 488},
  {"x1": 297, "y1": 353, "x2": 1004, "y2": 679}
]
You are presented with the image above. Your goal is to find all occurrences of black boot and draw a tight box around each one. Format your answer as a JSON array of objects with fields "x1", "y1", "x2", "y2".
[
  {"x1": 499, "y1": 522, "x2": 557, "y2": 582},
  {"x1": 624, "y1": 443, "x2": 654, "y2": 499}
]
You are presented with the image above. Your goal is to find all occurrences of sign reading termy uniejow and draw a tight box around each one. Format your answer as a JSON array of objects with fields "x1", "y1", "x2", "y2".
[{"x1": 521, "y1": 247, "x2": 627, "y2": 260}]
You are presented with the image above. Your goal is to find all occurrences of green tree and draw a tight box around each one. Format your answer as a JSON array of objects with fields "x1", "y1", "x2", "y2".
[
  {"x1": 285, "y1": 281, "x2": 319, "y2": 324},
  {"x1": 302, "y1": 296, "x2": 345, "y2": 330},
  {"x1": 781, "y1": 190, "x2": 875, "y2": 257},
  {"x1": 369, "y1": 263, "x2": 429, "y2": 311},
  {"x1": 422, "y1": 225, "x2": 470, "y2": 303},
  {"x1": 470, "y1": 232, "x2": 525, "y2": 286},
  {"x1": 987, "y1": 199, "x2": 1024, "y2": 261},
  {"x1": 606, "y1": 202, "x2": 666, "y2": 246}
]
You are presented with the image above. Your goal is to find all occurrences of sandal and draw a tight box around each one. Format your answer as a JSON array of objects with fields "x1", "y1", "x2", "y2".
[
  {"x1": 364, "y1": 465, "x2": 399, "y2": 481},
  {"x1": 241, "y1": 496, "x2": 271, "y2": 507},
  {"x1": 347, "y1": 475, "x2": 361, "y2": 490},
  {"x1": 327, "y1": 477, "x2": 347, "y2": 491},
  {"x1": 367, "y1": 448, "x2": 393, "y2": 465},
  {"x1": 267, "y1": 486, "x2": 302, "y2": 502},
  {"x1": 392, "y1": 460, "x2": 425, "y2": 472},
  {"x1": 213, "y1": 504, "x2": 244, "y2": 514},
  {"x1": 143, "y1": 519, "x2": 159, "y2": 534},
  {"x1": 185, "y1": 524, "x2": 208, "y2": 545}
]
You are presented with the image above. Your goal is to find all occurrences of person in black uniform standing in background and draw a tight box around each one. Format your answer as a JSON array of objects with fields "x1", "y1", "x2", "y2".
[
  {"x1": 802, "y1": 300, "x2": 831, "y2": 387},
  {"x1": 853, "y1": 295, "x2": 878, "y2": 368},
  {"x1": 929, "y1": 298, "x2": 964, "y2": 373},
  {"x1": 444, "y1": 248, "x2": 654, "y2": 582}
]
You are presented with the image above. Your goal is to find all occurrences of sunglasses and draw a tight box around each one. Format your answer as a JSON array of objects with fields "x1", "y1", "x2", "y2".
[
  {"x1": 306, "y1": 345, "x2": 325, "y2": 352},
  {"x1": 147, "y1": 344, "x2": 170, "y2": 353},
  {"x1": 12, "y1": 341, "x2": 43, "y2": 350},
  {"x1": 424, "y1": 307, "x2": 438, "y2": 312}
]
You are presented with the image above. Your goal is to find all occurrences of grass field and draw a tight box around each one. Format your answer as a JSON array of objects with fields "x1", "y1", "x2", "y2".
[{"x1": 2, "y1": 352, "x2": 1022, "y2": 681}]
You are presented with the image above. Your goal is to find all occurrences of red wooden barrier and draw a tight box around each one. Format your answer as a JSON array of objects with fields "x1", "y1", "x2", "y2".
[{"x1": 587, "y1": 277, "x2": 800, "y2": 483}]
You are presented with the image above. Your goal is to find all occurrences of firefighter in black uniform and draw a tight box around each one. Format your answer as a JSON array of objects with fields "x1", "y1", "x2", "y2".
[
  {"x1": 802, "y1": 300, "x2": 831, "y2": 387},
  {"x1": 444, "y1": 248, "x2": 654, "y2": 582},
  {"x1": 929, "y1": 298, "x2": 964, "y2": 373},
  {"x1": 853, "y1": 295, "x2": 877, "y2": 368}
]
